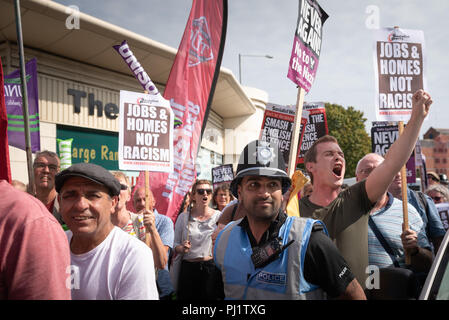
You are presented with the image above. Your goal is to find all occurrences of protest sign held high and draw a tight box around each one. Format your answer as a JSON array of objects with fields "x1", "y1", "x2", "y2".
[
  {"x1": 371, "y1": 122, "x2": 416, "y2": 183},
  {"x1": 296, "y1": 103, "x2": 328, "y2": 166},
  {"x1": 211, "y1": 164, "x2": 234, "y2": 189},
  {"x1": 374, "y1": 27, "x2": 426, "y2": 121},
  {"x1": 118, "y1": 90, "x2": 173, "y2": 172},
  {"x1": 260, "y1": 103, "x2": 295, "y2": 163},
  {"x1": 371, "y1": 122, "x2": 398, "y2": 156},
  {"x1": 287, "y1": 0, "x2": 328, "y2": 93}
]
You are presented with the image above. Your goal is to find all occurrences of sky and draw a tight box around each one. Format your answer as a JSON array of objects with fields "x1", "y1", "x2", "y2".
[{"x1": 54, "y1": 0, "x2": 449, "y2": 138}]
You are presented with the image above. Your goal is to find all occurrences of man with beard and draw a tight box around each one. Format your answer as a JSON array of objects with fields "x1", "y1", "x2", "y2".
[
  {"x1": 214, "y1": 140, "x2": 366, "y2": 300},
  {"x1": 33, "y1": 150, "x2": 64, "y2": 224},
  {"x1": 299, "y1": 89, "x2": 433, "y2": 288}
]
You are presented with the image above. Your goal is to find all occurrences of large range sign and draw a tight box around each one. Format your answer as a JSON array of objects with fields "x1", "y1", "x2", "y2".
[
  {"x1": 118, "y1": 90, "x2": 173, "y2": 172},
  {"x1": 374, "y1": 27, "x2": 426, "y2": 122}
]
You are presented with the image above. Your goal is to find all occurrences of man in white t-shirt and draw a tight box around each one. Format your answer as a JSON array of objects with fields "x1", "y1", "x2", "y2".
[{"x1": 56, "y1": 163, "x2": 158, "y2": 300}]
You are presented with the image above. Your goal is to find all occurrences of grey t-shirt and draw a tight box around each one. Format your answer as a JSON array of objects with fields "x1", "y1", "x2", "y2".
[{"x1": 174, "y1": 210, "x2": 221, "y2": 260}]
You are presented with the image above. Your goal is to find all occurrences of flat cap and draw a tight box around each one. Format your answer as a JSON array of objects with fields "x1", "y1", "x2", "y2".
[{"x1": 55, "y1": 163, "x2": 121, "y2": 196}]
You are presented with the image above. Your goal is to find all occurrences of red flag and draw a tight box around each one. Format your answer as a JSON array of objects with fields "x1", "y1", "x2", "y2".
[
  {"x1": 134, "y1": 0, "x2": 227, "y2": 223},
  {"x1": 0, "y1": 58, "x2": 12, "y2": 183}
]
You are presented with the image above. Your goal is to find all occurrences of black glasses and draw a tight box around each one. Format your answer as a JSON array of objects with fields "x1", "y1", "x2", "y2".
[
  {"x1": 431, "y1": 196, "x2": 443, "y2": 202},
  {"x1": 196, "y1": 188, "x2": 212, "y2": 195},
  {"x1": 428, "y1": 175, "x2": 440, "y2": 182},
  {"x1": 120, "y1": 184, "x2": 128, "y2": 190}
]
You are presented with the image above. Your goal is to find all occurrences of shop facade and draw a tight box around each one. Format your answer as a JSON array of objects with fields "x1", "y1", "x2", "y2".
[{"x1": 1, "y1": 0, "x2": 268, "y2": 186}]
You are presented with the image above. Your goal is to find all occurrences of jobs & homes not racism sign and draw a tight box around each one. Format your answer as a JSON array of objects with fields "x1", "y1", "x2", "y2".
[
  {"x1": 118, "y1": 90, "x2": 173, "y2": 172},
  {"x1": 373, "y1": 27, "x2": 426, "y2": 122}
]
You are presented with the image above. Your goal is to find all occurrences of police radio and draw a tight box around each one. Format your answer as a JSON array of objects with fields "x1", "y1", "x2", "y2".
[{"x1": 251, "y1": 238, "x2": 295, "y2": 269}]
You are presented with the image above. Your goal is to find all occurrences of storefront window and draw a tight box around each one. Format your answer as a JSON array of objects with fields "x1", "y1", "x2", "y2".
[{"x1": 196, "y1": 147, "x2": 223, "y2": 181}]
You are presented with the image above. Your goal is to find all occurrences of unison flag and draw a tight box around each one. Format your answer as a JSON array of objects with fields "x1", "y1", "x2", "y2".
[
  {"x1": 0, "y1": 58, "x2": 12, "y2": 182},
  {"x1": 135, "y1": 0, "x2": 227, "y2": 223},
  {"x1": 5, "y1": 58, "x2": 40, "y2": 152}
]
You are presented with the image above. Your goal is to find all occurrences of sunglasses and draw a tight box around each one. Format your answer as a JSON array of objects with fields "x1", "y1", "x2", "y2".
[
  {"x1": 120, "y1": 184, "x2": 128, "y2": 190},
  {"x1": 196, "y1": 188, "x2": 212, "y2": 195},
  {"x1": 431, "y1": 196, "x2": 443, "y2": 202},
  {"x1": 428, "y1": 175, "x2": 440, "y2": 182}
]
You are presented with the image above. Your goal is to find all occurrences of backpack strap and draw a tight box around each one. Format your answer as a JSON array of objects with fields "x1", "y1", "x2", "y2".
[{"x1": 369, "y1": 216, "x2": 401, "y2": 268}]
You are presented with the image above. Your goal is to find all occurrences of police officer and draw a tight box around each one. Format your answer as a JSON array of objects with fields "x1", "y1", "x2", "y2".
[{"x1": 213, "y1": 140, "x2": 366, "y2": 300}]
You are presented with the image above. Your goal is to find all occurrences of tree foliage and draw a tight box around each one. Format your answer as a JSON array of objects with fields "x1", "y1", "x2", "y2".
[{"x1": 324, "y1": 103, "x2": 371, "y2": 178}]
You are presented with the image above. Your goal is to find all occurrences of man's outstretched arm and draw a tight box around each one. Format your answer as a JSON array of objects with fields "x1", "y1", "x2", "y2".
[{"x1": 365, "y1": 89, "x2": 433, "y2": 204}]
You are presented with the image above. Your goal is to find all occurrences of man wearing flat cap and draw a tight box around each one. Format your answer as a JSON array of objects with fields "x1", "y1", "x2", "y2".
[
  {"x1": 56, "y1": 163, "x2": 158, "y2": 300},
  {"x1": 213, "y1": 140, "x2": 366, "y2": 300}
]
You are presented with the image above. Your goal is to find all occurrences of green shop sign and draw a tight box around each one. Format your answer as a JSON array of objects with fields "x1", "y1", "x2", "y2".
[{"x1": 57, "y1": 126, "x2": 119, "y2": 170}]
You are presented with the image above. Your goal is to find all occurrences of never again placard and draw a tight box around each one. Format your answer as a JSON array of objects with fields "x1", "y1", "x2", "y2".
[
  {"x1": 287, "y1": 0, "x2": 328, "y2": 93},
  {"x1": 373, "y1": 27, "x2": 426, "y2": 121},
  {"x1": 118, "y1": 90, "x2": 173, "y2": 172}
]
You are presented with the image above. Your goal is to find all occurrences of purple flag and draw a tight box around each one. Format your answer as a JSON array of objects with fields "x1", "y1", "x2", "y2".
[{"x1": 5, "y1": 58, "x2": 40, "y2": 152}]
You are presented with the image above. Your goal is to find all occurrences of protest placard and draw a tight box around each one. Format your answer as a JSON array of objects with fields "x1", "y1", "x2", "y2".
[
  {"x1": 371, "y1": 122, "x2": 398, "y2": 156},
  {"x1": 373, "y1": 27, "x2": 426, "y2": 121},
  {"x1": 287, "y1": 0, "x2": 328, "y2": 93},
  {"x1": 118, "y1": 90, "x2": 173, "y2": 172},
  {"x1": 211, "y1": 164, "x2": 234, "y2": 189},
  {"x1": 371, "y1": 121, "x2": 416, "y2": 183},
  {"x1": 260, "y1": 103, "x2": 295, "y2": 162},
  {"x1": 435, "y1": 203, "x2": 449, "y2": 231},
  {"x1": 295, "y1": 103, "x2": 328, "y2": 166}
]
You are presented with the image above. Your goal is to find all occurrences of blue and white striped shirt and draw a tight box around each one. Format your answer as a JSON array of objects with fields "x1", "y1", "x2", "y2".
[{"x1": 368, "y1": 193, "x2": 431, "y2": 268}]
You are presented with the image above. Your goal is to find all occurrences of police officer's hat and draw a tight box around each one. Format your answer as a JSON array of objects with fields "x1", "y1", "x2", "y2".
[{"x1": 230, "y1": 140, "x2": 291, "y2": 197}]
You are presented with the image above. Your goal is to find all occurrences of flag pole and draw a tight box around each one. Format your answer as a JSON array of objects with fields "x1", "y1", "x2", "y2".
[
  {"x1": 13, "y1": 0, "x2": 35, "y2": 194},
  {"x1": 287, "y1": 87, "x2": 305, "y2": 177},
  {"x1": 144, "y1": 170, "x2": 151, "y2": 247},
  {"x1": 398, "y1": 121, "x2": 411, "y2": 264}
]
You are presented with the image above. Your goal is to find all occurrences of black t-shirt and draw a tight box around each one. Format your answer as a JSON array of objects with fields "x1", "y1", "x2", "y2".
[
  {"x1": 303, "y1": 224, "x2": 354, "y2": 298},
  {"x1": 239, "y1": 211, "x2": 355, "y2": 298}
]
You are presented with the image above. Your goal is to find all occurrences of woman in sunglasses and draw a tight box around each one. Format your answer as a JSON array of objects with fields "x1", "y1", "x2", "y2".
[
  {"x1": 425, "y1": 184, "x2": 449, "y2": 204},
  {"x1": 173, "y1": 179, "x2": 224, "y2": 300}
]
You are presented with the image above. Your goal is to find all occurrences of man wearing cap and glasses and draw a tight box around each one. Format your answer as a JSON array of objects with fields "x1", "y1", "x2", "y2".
[
  {"x1": 56, "y1": 163, "x2": 158, "y2": 300},
  {"x1": 214, "y1": 140, "x2": 366, "y2": 300},
  {"x1": 33, "y1": 150, "x2": 64, "y2": 225}
]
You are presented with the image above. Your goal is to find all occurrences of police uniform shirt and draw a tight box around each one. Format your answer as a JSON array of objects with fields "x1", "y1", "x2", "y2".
[{"x1": 239, "y1": 211, "x2": 356, "y2": 298}]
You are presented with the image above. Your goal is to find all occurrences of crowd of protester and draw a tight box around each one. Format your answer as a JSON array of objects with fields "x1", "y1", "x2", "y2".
[{"x1": 2, "y1": 89, "x2": 448, "y2": 300}]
